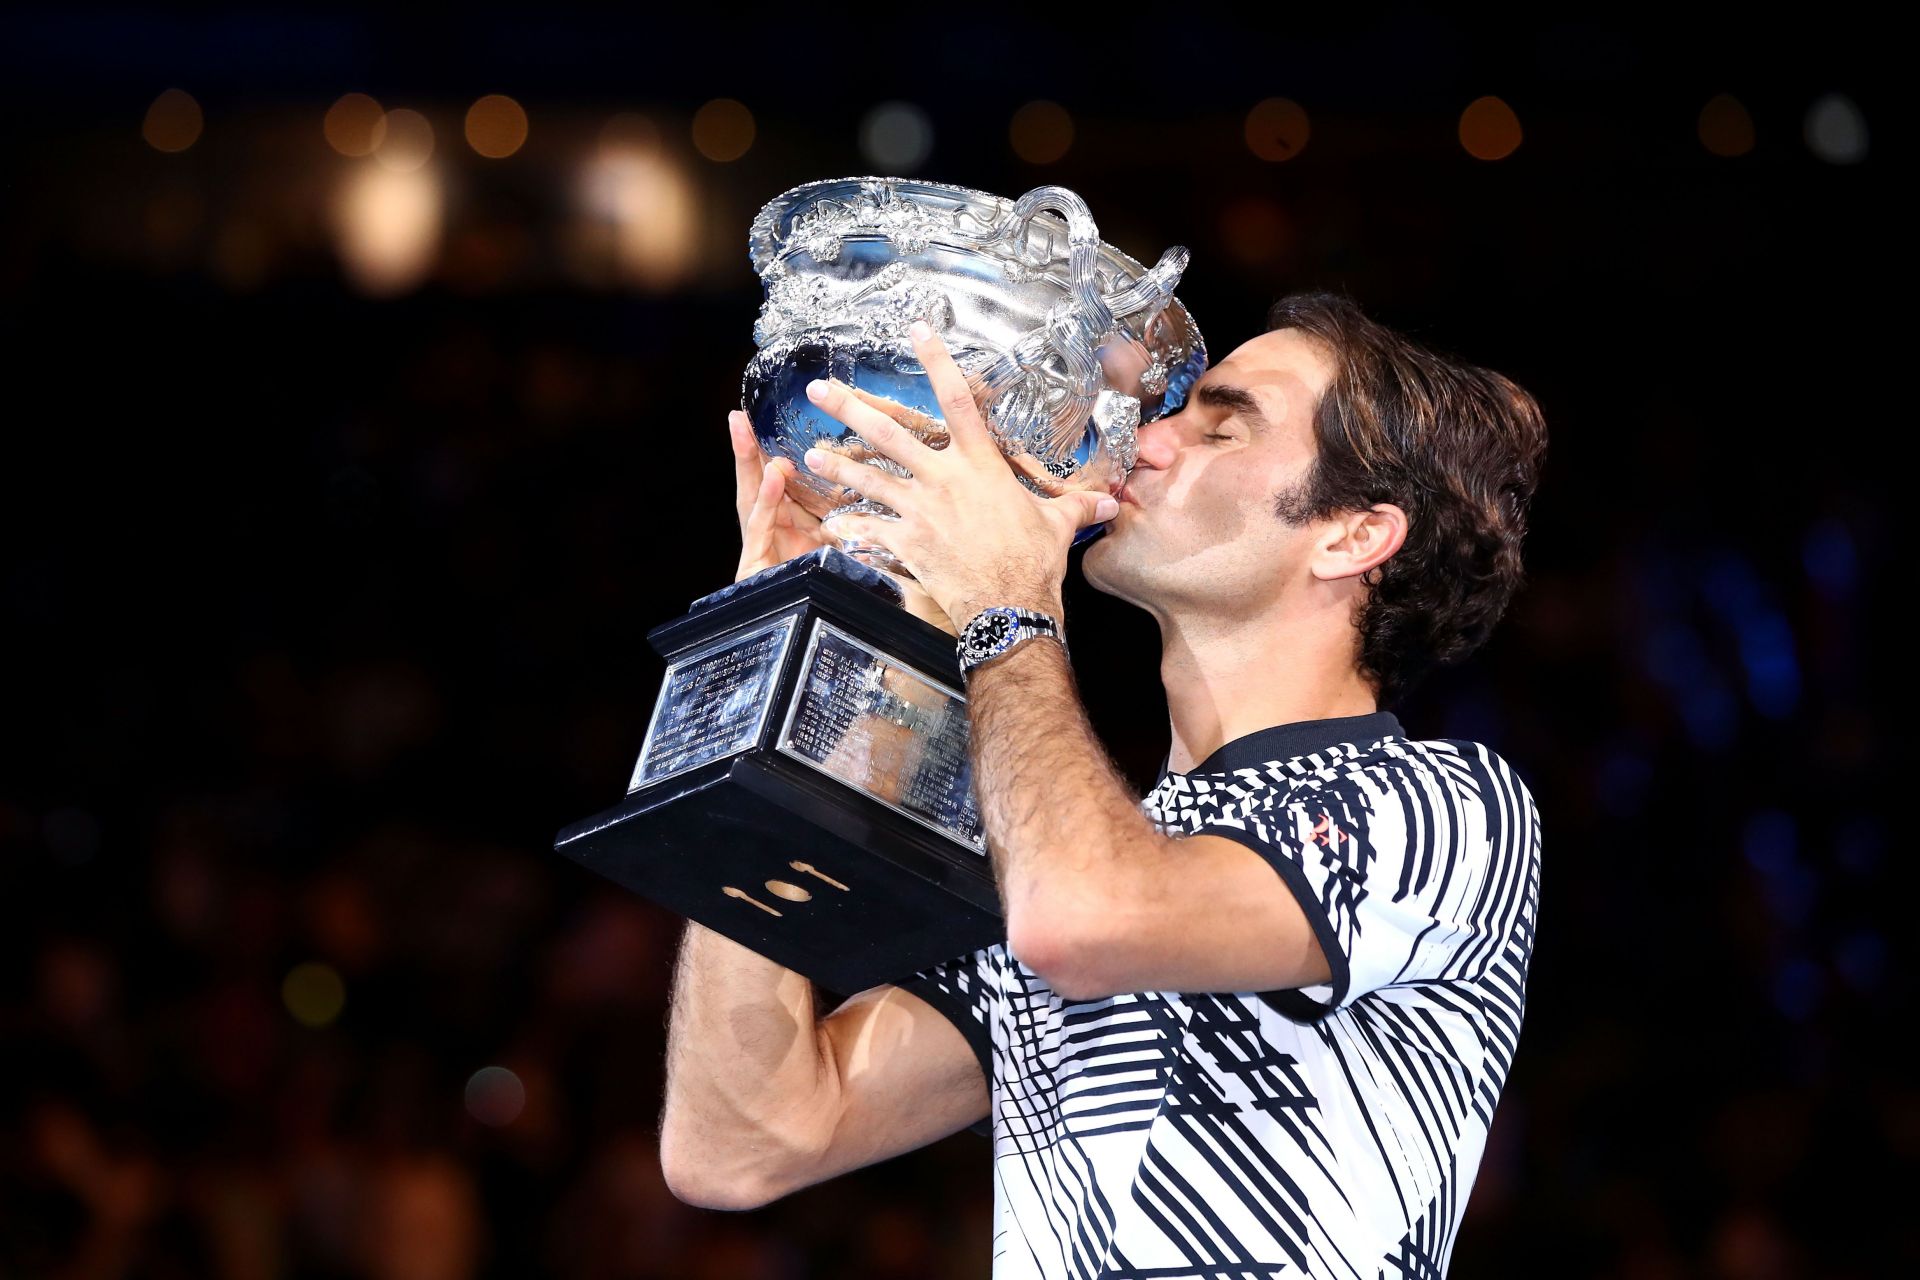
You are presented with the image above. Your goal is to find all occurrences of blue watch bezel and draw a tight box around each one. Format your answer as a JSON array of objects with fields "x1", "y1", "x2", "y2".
[{"x1": 958, "y1": 606, "x2": 1061, "y2": 674}]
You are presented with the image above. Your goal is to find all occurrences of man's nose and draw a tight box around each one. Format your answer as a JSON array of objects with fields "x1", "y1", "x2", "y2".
[{"x1": 1133, "y1": 414, "x2": 1180, "y2": 470}]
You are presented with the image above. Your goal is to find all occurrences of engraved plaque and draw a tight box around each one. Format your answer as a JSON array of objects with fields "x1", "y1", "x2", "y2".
[
  {"x1": 631, "y1": 613, "x2": 800, "y2": 790},
  {"x1": 777, "y1": 621, "x2": 984, "y2": 850}
]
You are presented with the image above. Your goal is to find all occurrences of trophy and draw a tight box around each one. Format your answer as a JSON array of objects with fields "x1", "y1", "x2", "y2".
[{"x1": 554, "y1": 177, "x2": 1206, "y2": 994}]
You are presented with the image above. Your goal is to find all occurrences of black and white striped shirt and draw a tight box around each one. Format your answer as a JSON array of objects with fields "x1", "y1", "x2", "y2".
[{"x1": 901, "y1": 711, "x2": 1541, "y2": 1280}]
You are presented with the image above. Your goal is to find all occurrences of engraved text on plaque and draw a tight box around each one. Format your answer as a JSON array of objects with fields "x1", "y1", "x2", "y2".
[
  {"x1": 777, "y1": 621, "x2": 984, "y2": 850},
  {"x1": 632, "y1": 613, "x2": 800, "y2": 790}
]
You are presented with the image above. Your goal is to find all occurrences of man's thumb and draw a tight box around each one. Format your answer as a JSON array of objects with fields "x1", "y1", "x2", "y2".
[{"x1": 1065, "y1": 491, "x2": 1122, "y2": 527}]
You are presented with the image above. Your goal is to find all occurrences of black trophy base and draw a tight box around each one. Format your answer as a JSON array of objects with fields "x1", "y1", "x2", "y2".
[{"x1": 554, "y1": 549, "x2": 1004, "y2": 997}]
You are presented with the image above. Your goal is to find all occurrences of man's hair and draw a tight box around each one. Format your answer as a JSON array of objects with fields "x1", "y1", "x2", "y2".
[{"x1": 1265, "y1": 290, "x2": 1547, "y2": 707}]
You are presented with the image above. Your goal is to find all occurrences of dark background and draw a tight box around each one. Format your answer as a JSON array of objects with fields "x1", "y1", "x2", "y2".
[{"x1": 1, "y1": 7, "x2": 1902, "y2": 1278}]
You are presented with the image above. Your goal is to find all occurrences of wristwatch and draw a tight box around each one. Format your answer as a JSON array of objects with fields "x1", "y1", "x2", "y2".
[{"x1": 957, "y1": 606, "x2": 1065, "y2": 678}]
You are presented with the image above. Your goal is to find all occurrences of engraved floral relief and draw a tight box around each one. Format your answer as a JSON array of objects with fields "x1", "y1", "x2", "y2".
[
  {"x1": 793, "y1": 202, "x2": 851, "y2": 264},
  {"x1": 777, "y1": 182, "x2": 958, "y2": 267},
  {"x1": 1140, "y1": 355, "x2": 1170, "y2": 397},
  {"x1": 752, "y1": 262, "x2": 953, "y2": 356}
]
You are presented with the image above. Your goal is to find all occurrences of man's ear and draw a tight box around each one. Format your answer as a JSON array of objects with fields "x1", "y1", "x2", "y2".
[{"x1": 1309, "y1": 504, "x2": 1408, "y2": 583}]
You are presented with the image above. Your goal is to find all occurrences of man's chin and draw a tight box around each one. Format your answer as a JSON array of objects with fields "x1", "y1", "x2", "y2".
[
  {"x1": 1079, "y1": 544, "x2": 1159, "y2": 617},
  {"x1": 1079, "y1": 527, "x2": 1130, "y2": 594}
]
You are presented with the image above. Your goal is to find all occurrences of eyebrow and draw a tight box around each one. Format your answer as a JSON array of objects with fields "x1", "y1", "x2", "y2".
[{"x1": 1193, "y1": 381, "x2": 1271, "y2": 433}]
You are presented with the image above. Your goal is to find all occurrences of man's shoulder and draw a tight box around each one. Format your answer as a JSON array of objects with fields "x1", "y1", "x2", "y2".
[
  {"x1": 1362, "y1": 734, "x2": 1540, "y2": 819},
  {"x1": 1202, "y1": 731, "x2": 1538, "y2": 821}
]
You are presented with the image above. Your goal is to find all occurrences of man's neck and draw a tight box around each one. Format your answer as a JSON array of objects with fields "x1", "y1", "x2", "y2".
[{"x1": 1158, "y1": 607, "x2": 1378, "y2": 775}]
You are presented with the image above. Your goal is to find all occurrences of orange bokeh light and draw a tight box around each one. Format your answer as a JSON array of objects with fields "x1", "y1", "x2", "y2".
[
  {"x1": 1244, "y1": 98, "x2": 1310, "y2": 162},
  {"x1": 324, "y1": 93, "x2": 387, "y2": 157},
  {"x1": 1220, "y1": 196, "x2": 1291, "y2": 266},
  {"x1": 692, "y1": 99, "x2": 754, "y2": 162},
  {"x1": 1698, "y1": 93, "x2": 1755, "y2": 158},
  {"x1": 143, "y1": 89, "x2": 203, "y2": 153},
  {"x1": 1010, "y1": 101, "x2": 1074, "y2": 164},
  {"x1": 1459, "y1": 96, "x2": 1522, "y2": 161},
  {"x1": 466, "y1": 94, "x2": 529, "y2": 159}
]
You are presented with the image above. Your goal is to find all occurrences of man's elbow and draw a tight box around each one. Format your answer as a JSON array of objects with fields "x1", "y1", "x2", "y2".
[
  {"x1": 662, "y1": 1172, "x2": 782, "y2": 1213},
  {"x1": 659, "y1": 1149, "x2": 784, "y2": 1212},
  {"x1": 657, "y1": 1120, "x2": 792, "y2": 1212},
  {"x1": 1007, "y1": 904, "x2": 1124, "y2": 1003}
]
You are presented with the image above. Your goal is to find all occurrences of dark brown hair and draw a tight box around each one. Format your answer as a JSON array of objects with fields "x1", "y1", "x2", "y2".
[{"x1": 1266, "y1": 290, "x2": 1547, "y2": 707}]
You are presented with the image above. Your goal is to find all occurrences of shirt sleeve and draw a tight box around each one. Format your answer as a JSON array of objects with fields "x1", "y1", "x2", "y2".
[
  {"x1": 896, "y1": 945, "x2": 997, "y2": 1138},
  {"x1": 1186, "y1": 744, "x2": 1536, "y2": 1022}
]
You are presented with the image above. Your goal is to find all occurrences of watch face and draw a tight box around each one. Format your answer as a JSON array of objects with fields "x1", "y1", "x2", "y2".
[{"x1": 963, "y1": 610, "x2": 1016, "y2": 660}]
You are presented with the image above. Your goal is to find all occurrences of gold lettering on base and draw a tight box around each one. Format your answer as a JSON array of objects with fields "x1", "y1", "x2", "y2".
[
  {"x1": 722, "y1": 885, "x2": 782, "y2": 917},
  {"x1": 789, "y1": 861, "x2": 849, "y2": 891}
]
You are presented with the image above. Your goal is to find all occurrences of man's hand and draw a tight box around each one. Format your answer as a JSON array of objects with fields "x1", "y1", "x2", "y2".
[
  {"x1": 799, "y1": 321, "x2": 1119, "y2": 629},
  {"x1": 730, "y1": 409, "x2": 831, "y2": 583}
]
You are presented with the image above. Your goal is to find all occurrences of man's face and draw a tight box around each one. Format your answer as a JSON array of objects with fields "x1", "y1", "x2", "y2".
[{"x1": 1082, "y1": 327, "x2": 1337, "y2": 620}]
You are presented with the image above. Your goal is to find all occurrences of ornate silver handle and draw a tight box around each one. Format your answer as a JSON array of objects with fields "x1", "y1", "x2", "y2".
[{"x1": 967, "y1": 188, "x2": 1185, "y2": 470}]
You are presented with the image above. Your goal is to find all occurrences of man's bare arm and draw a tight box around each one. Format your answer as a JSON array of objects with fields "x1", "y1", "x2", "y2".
[
  {"x1": 966, "y1": 639, "x2": 1331, "y2": 1002},
  {"x1": 657, "y1": 415, "x2": 988, "y2": 1213},
  {"x1": 657, "y1": 923, "x2": 987, "y2": 1211}
]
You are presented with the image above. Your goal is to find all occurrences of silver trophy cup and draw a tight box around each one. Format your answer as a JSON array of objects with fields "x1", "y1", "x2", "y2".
[
  {"x1": 555, "y1": 178, "x2": 1208, "y2": 994},
  {"x1": 743, "y1": 176, "x2": 1207, "y2": 563}
]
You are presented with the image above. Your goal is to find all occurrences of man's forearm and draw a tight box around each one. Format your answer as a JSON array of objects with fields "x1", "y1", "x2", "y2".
[
  {"x1": 965, "y1": 637, "x2": 1162, "y2": 958},
  {"x1": 658, "y1": 923, "x2": 838, "y2": 1208}
]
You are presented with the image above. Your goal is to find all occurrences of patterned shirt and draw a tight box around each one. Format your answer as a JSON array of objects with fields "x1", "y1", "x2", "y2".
[{"x1": 900, "y1": 711, "x2": 1541, "y2": 1280}]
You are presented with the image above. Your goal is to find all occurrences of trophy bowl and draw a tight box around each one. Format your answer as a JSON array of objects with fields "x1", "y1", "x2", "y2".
[{"x1": 742, "y1": 177, "x2": 1208, "y2": 551}]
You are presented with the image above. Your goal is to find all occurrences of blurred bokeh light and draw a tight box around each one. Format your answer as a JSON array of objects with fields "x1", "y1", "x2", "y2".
[
  {"x1": 859, "y1": 101, "x2": 934, "y2": 172},
  {"x1": 1698, "y1": 92, "x2": 1756, "y2": 157},
  {"x1": 1805, "y1": 92, "x2": 1869, "y2": 164},
  {"x1": 333, "y1": 162, "x2": 442, "y2": 293},
  {"x1": 1459, "y1": 95, "x2": 1523, "y2": 160},
  {"x1": 576, "y1": 131, "x2": 698, "y2": 289},
  {"x1": 691, "y1": 97, "x2": 754, "y2": 162},
  {"x1": 373, "y1": 107, "x2": 435, "y2": 172},
  {"x1": 465, "y1": 1066, "x2": 527, "y2": 1126},
  {"x1": 282, "y1": 961, "x2": 347, "y2": 1028},
  {"x1": 465, "y1": 94, "x2": 529, "y2": 159},
  {"x1": 141, "y1": 88, "x2": 202, "y2": 153},
  {"x1": 1244, "y1": 97, "x2": 1311, "y2": 162},
  {"x1": 1219, "y1": 195, "x2": 1291, "y2": 267},
  {"x1": 1010, "y1": 100, "x2": 1074, "y2": 165},
  {"x1": 324, "y1": 92, "x2": 387, "y2": 157}
]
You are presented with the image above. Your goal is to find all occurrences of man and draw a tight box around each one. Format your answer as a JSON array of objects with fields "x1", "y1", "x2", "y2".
[{"x1": 660, "y1": 290, "x2": 1548, "y2": 1279}]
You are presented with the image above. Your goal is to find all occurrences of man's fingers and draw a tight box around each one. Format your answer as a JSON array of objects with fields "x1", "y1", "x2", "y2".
[
  {"x1": 805, "y1": 378, "x2": 940, "y2": 472},
  {"x1": 803, "y1": 444, "x2": 910, "y2": 510},
  {"x1": 842, "y1": 384, "x2": 951, "y2": 450},
  {"x1": 730, "y1": 410, "x2": 765, "y2": 526},
  {"x1": 907, "y1": 321, "x2": 996, "y2": 460},
  {"x1": 1055, "y1": 489, "x2": 1122, "y2": 530},
  {"x1": 823, "y1": 511, "x2": 902, "y2": 563},
  {"x1": 1008, "y1": 452, "x2": 1070, "y2": 496},
  {"x1": 742, "y1": 455, "x2": 788, "y2": 552}
]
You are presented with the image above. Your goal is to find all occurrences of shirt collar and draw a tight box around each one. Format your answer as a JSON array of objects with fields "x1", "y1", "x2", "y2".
[{"x1": 1156, "y1": 711, "x2": 1405, "y2": 783}]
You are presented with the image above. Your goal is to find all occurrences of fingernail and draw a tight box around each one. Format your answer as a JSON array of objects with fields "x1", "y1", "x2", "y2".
[
  {"x1": 803, "y1": 448, "x2": 826, "y2": 468},
  {"x1": 909, "y1": 320, "x2": 932, "y2": 341},
  {"x1": 806, "y1": 379, "x2": 830, "y2": 401},
  {"x1": 1095, "y1": 496, "x2": 1120, "y2": 520}
]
